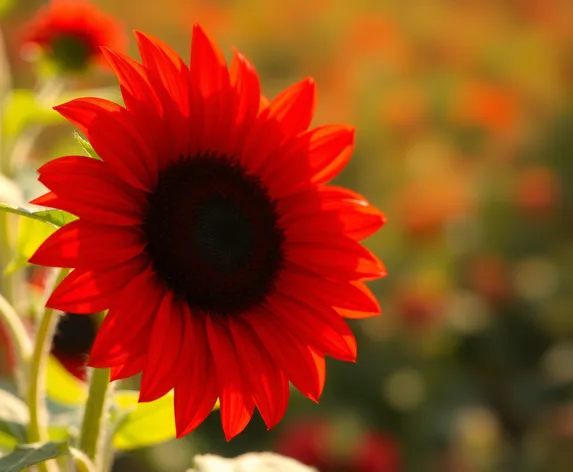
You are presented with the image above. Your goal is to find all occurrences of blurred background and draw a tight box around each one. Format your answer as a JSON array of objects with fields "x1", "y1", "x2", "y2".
[{"x1": 1, "y1": 0, "x2": 573, "y2": 471}]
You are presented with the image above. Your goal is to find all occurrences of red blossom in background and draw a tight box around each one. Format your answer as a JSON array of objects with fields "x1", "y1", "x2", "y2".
[
  {"x1": 51, "y1": 312, "x2": 98, "y2": 382},
  {"x1": 0, "y1": 322, "x2": 15, "y2": 378},
  {"x1": 513, "y1": 166, "x2": 560, "y2": 216},
  {"x1": 21, "y1": 0, "x2": 126, "y2": 72},
  {"x1": 276, "y1": 419, "x2": 402, "y2": 472}
]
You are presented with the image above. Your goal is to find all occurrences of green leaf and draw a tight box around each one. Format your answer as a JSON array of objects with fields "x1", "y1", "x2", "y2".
[
  {"x1": 0, "y1": 389, "x2": 28, "y2": 445},
  {"x1": 5, "y1": 217, "x2": 56, "y2": 275},
  {"x1": 73, "y1": 132, "x2": 99, "y2": 159},
  {"x1": 1, "y1": 89, "x2": 62, "y2": 139},
  {"x1": 48, "y1": 425, "x2": 73, "y2": 443},
  {"x1": 0, "y1": 203, "x2": 76, "y2": 229},
  {"x1": 46, "y1": 357, "x2": 87, "y2": 406},
  {"x1": 112, "y1": 391, "x2": 220, "y2": 450},
  {"x1": 0, "y1": 441, "x2": 69, "y2": 471},
  {"x1": 34, "y1": 209, "x2": 77, "y2": 228},
  {"x1": 112, "y1": 390, "x2": 177, "y2": 450},
  {"x1": 1, "y1": 202, "x2": 76, "y2": 273},
  {"x1": 0, "y1": 431, "x2": 17, "y2": 452}
]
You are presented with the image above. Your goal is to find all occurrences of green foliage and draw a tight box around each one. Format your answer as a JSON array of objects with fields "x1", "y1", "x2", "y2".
[
  {"x1": 46, "y1": 357, "x2": 87, "y2": 406},
  {"x1": 1, "y1": 89, "x2": 63, "y2": 139},
  {"x1": 0, "y1": 203, "x2": 76, "y2": 273},
  {"x1": 72, "y1": 132, "x2": 99, "y2": 159},
  {"x1": 0, "y1": 441, "x2": 69, "y2": 471},
  {"x1": 111, "y1": 390, "x2": 178, "y2": 450},
  {"x1": 34, "y1": 209, "x2": 77, "y2": 228},
  {"x1": 0, "y1": 390, "x2": 28, "y2": 445},
  {"x1": 0, "y1": 431, "x2": 18, "y2": 452},
  {"x1": 0, "y1": 203, "x2": 76, "y2": 229},
  {"x1": 111, "y1": 391, "x2": 218, "y2": 450},
  {"x1": 5, "y1": 218, "x2": 56, "y2": 275}
]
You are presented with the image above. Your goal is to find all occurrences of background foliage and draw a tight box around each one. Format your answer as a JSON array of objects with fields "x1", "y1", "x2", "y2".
[{"x1": 1, "y1": 1, "x2": 573, "y2": 471}]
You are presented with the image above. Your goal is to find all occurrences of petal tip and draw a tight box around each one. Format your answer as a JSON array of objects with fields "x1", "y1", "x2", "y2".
[{"x1": 192, "y1": 23, "x2": 206, "y2": 35}]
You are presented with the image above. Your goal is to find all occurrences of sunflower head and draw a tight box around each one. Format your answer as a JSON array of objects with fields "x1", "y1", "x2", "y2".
[
  {"x1": 22, "y1": 0, "x2": 126, "y2": 73},
  {"x1": 30, "y1": 25, "x2": 387, "y2": 440},
  {"x1": 51, "y1": 312, "x2": 98, "y2": 381}
]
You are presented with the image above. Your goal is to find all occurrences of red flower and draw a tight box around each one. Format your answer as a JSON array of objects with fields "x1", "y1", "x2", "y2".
[
  {"x1": 275, "y1": 420, "x2": 331, "y2": 469},
  {"x1": 22, "y1": 0, "x2": 126, "y2": 72},
  {"x1": 51, "y1": 312, "x2": 98, "y2": 381},
  {"x1": 513, "y1": 166, "x2": 560, "y2": 216},
  {"x1": 276, "y1": 419, "x2": 402, "y2": 472},
  {"x1": 0, "y1": 321, "x2": 15, "y2": 378},
  {"x1": 30, "y1": 25, "x2": 386, "y2": 440},
  {"x1": 351, "y1": 433, "x2": 402, "y2": 472}
]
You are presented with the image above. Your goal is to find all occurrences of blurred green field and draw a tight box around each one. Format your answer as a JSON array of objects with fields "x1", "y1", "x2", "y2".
[{"x1": 2, "y1": 1, "x2": 573, "y2": 471}]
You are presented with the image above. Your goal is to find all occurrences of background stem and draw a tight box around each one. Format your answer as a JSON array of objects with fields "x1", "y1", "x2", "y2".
[
  {"x1": 27, "y1": 269, "x2": 67, "y2": 472},
  {"x1": 0, "y1": 293, "x2": 32, "y2": 395},
  {"x1": 79, "y1": 365, "x2": 113, "y2": 470}
]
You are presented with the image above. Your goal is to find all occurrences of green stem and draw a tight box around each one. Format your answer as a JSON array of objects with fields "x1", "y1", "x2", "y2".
[
  {"x1": 0, "y1": 211, "x2": 14, "y2": 304},
  {"x1": 79, "y1": 364, "x2": 113, "y2": 470},
  {"x1": 0, "y1": 26, "x2": 13, "y2": 173},
  {"x1": 70, "y1": 447, "x2": 96, "y2": 472},
  {"x1": 0, "y1": 292, "x2": 32, "y2": 395},
  {"x1": 27, "y1": 269, "x2": 68, "y2": 472}
]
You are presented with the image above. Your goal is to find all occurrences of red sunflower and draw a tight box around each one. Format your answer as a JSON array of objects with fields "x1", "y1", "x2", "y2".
[
  {"x1": 22, "y1": 0, "x2": 126, "y2": 72},
  {"x1": 51, "y1": 312, "x2": 98, "y2": 381},
  {"x1": 30, "y1": 25, "x2": 386, "y2": 440}
]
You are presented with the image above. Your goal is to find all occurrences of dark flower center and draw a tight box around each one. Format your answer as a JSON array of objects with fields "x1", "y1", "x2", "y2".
[
  {"x1": 52, "y1": 313, "x2": 97, "y2": 357},
  {"x1": 50, "y1": 33, "x2": 92, "y2": 72},
  {"x1": 143, "y1": 154, "x2": 285, "y2": 316}
]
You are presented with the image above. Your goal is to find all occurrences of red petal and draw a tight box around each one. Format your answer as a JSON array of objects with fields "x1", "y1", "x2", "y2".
[
  {"x1": 135, "y1": 31, "x2": 190, "y2": 109},
  {"x1": 277, "y1": 264, "x2": 380, "y2": 314},
  {"x1": 335, "y1": 306, "x2": 382, "y2": 319},
  {"x1": 101, "y1": 47, "x2": 162, "y2": 114},
  {"x1": 55, "y1": 97, "x2": 157, "y2": 192},
  {"x1": 37, "y1": 156, "x2": 145, "y2": 226},
  {"x1": 134, "y1": 31, "x2": 191, "y2": 158},
  {"x1": 229, "y1": 318, "x2": 289, "y2": 429},
  {"x1": 285, "y1": 210, "x2": 386, "y2": 243},
  {"x1": 265, "y1": 126, "x2": 355, "y2": 199},
  {"x1": 54, "y1": 97, "x2": 121, "y2": 136},
  {"x1": 244, "y1": 309, "x2": 323, "y2": 402},
  {"x1": 268, "y1": 78, "x2": 316, "y2": 137},
  {"x1": 228, "y1": 50, "x2": 260, "y2": 156},
  {"x1": 29, "y1": 219, "x2": 145, "y2": 269},
  {"x1": 309, "y1": 127, "x2": 355, "y2": 183},
  {"x1": 190, "y1": 24, "x2": 232, "y2": 154},
  {"x1": 240, "y1": 108, "x2": 284, "y2": 174},
  {"x1": 240, "y1": 81, "x2": 316, "y2": 175},
  {"x1": 89, "y1": 266, "x2": 162, "y2": 367},
  {"x1": 279, "y1": 185, "x2": 386, "y2": 241},
  {"x1": 267, "y1": 293, "x2": 357, "y2": 362},
  {"x1": 47, "y1": 257, "x2": 147, "y2": 313},
  {"x1": 309, "y1": 348, "x2": 326, "y2": 398},
  {"x1": 260, "y1": 95, "x2": 270, "y2": 110},
  {"x1": 174, "y1": 310, "x2": 219, "y2": 438},
  {"x1": 100, "y1": 48, "x2": 167, "y2": 167},
  {"x1": 29, "y1": 191, "x2": 62, "y2": 208},
  {"x1": 53, "y1": 352, "x2": 87, "y2": 382},
  {"x1": 139, "y1": 292, "x2": 185, "y2": 402},
  {"x1": 206, "y1": 316, "x2": 255, "y2": 441},
  {"x1": 285, "y1": 239, "x2": 386, "y2": 281},
  {"x1": 110, "y1": 355, "x2": 145, "y2": 381}
]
